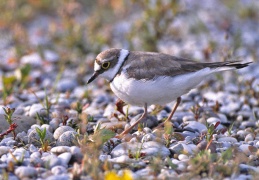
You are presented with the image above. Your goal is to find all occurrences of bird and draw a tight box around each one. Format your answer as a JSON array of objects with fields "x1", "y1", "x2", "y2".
[{"x1": 87, "y1": 48, "x2": 251, "y2": 138}]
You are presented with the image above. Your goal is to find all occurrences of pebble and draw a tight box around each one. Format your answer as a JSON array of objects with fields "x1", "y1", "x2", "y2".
[
  {"x1": 15, "y1": 166, "x2": 37, "y2": 179},
  {"x1": 53, "y1": 126, "x2": 75, "y2": 140},
  {"x1": 135, "y1": 167, "x2": 155, "y2": 177},
  {"x1": 41, "y1": 124, "x2": 54, "y2": 133},
  {"x1": 158, "y1": 169, "x2": 177, "y2": 179},
  {"x1": 16, "y1": 131, "x2": 28, "y2": 144},
  {"x1": 103, "y1": 104, "x2": 115, "y2": 117},
  {"x1": 220, "y1": 102, "x2": 241, "y2": 114},
  {"x1": 49, "y1": 118, "x2": 61, "y2": 130},
  {"x1": 70, "y1": 146, "x2": 83, "y2": 162},
  {"x1": 51, "y1": 165, "x2": 67, "y2": 175},
  {"x1": 0, "y1": 146, "x2": 10, "y2": 156},
  {"x1": 0, "y1": 137, "x2": 17, "y2": 147},
  {"x1": 141, "y1": 133, "x2": 156, "y2": 142},
  {"x1": 240, "y1": 121, "x2": 256, "y2": 128},
  {"x1": 29, "y1": 103, "x2": 47, "y2": 117},
  {"x1": 239, "y1": 164, "x2": 259, "y2": 173},
  {"x1": 217, "y1": 137, "x2": 238, "y2": 143},
  {"x1": 239, "y1": 144, "x2": 256, "y2": 156},
  {"x1": 169, "y1": 142, "x2": 195, "y2": 155},
  {"x1": 58, "y1": 152, "x2": 72, "y2": 167},
  {"x1": 20, "y1": 53, "x2": 42, "y2": 67},
  {"x1": 100, "y1": 121, "x2": 127, "y2": 130},
  {"x1": 30, "y1": 156, "x2": 44, "y2": 167},
  {"x1": 56, "y1": 131, "x2": 78, "y2": 146},
  {"x1": 245, "y1": 134, "x2": 255, "y2": 142},
  {"x1": 42, "y1": 154, "x2": 62, "y2": 168},
  {"x1": 108, "y1": 154, "x2": 137, "y2": 164},
  {"x1": 0, "y1": 114, "x2": 36, "y2": 135},
  {"x1": 130, "y1": 114, "x2": 158, "y2": 130},
  {"x1": 178, "y1": 154, "x2": 189, "y2": 161},
  {"x1": 111, "y1": 141, "x2": 170, "y2": 158},
  {"x1": 28, "y1": 128, "x2": 55, "y2": 146},
  {"x1": 44, "y1": 49, "x2": 59, "y2": 63},
  {"x1": 51, "y1": 146, "x2": 71, "y2": 154},
  {"x1": 99, "y1": 154, "x2": 111, "y2": 162},
  {"x1": 56, "y1": 79, "x2": 78, "y2": 92},
  {"x1": 12, "y1": 148, "x2": 30, "y2": 158},
  {"x1": 184, "y1": 121, "x2": 207, "y2": 133},
  {"x1": 46, "y1": 174, "x2": 70, "y2": 180},
  {"x1": 30, "y1": 151, "x2": 41, "y2": 158}
]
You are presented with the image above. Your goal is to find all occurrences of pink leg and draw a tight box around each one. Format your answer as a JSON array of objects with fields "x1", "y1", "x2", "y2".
[
  {"x1": 156, "y1": 97, "x2": 181, "y2": 129},
  {"x1": 116, "y1": 103, "x2": 147, "y2": 138}
]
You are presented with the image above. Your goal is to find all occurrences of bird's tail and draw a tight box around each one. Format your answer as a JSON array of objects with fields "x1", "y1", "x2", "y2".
[
  {"x1": 208, "y1": 61, "x2": 252, "y2": 72},
  {"x1": 221, "y1": 61, "x2": 252, "y2": 69}
]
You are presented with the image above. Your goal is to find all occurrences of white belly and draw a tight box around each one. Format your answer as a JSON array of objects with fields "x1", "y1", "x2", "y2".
[{"x1": 110, "y1": 68, "x2": 213, "y2": 106}]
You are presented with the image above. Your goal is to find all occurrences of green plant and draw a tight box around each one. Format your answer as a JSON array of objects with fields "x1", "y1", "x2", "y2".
[
  {"x1": 191, "y1": 104, "x2": 201, "y2": 121},
  {"x1": 189, "y1": 148, "x2": 242, "y2": 179},
  {"x1": 2, "y1": 107, "x2": 15, "y2": 125},
  {"x1": 165, "y1": 157, "x2": 177, "y2": 170},
  {"x1": 150, "y1": 105, "x2": 164, "y2": 116},
  {"x1": 75, "y1": 102, "x2": 83, "y2": 115},
  {"x1": 35, "y1": 127, "x2": 50, "y2": 152},
  {"x1": 36, "y1": 112, "x2": 48, "y2": 125},
  {"x1": 91, "y1": 122, "x2": 116, "y2": 144},
  {"x1": 164, "y1": 121, "x2": 173, "y2": 147},
  {"x1": 32, "y1": 90, "x2": 51, "y2": 119},
  {"x1": 204, "y1": 121, "x2": 220, "y2": 150},
  {"x1": 2, "y1": 75, "x2": 16, "y2": 105},
  {"x1": 2, "y1": 107, "x2": 17, "y2": 139},
  {"x1": 128, "y1": 141, "x2": 145, "y2": 160},
  {"x1": 127, "y1": 0, "x2": 181, "y2": 51},
  {"x1": 8, "y1": 149, "x2": 25, "y2": 166},
  {"x1": 227, "y1": 122, "x2": 235, "y2": 136},
  {"x1": 16, "y1": 64, "x2": 31, "y2": 89},
  {"x1": 78, "y1": 122, "x2": 115, "y2": 179}
]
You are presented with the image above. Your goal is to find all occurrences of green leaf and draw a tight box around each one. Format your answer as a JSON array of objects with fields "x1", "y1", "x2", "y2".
[
  {"x1": 164, "y1": 121, "x2": 173, "y2": 135},
  {"x1": 94, "y1": 122, "x2": 101, "y2": 133},
  {"x1": 2, "y1": 75, "x2": 16, "y2": 95},
  {"x1": 2, "y1": 107, "x2": 8, "y2": 114},
  {"x1": 35, "y1": 127, "x2": 42, "y2": 137},
  {"x1": 2, "y1": 75, "x2": 16, "y2": 85},
  {"x1": 42, "y1": 128, "x2": 46, "y2": 139},
  {"x1": 20, "y1": 64, "x2": 31, "y2": 78},
  {"x1": 221, "y1": 148, "x2": 233, "y2": 163},
  {"x1": 92, "y1": 128, "x2": 115, "y2": 143}
]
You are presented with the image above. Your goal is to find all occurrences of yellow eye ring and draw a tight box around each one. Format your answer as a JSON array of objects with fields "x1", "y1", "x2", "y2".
[{"x1": 102, "y1": 62, "x2": 110, "y2": 69}]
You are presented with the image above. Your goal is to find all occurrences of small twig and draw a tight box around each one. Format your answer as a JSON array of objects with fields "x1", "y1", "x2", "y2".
[
  {"x1": 62, "y1": 115, "x2": 69, "y2": 125},
  {"x1": 0, "y1": 123, "x2": 18, "y2": 139}
]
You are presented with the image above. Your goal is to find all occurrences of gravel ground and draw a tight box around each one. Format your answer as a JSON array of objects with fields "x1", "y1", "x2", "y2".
[{"x1": 0, "y1": 1, "x2": 259, "y2": 179}]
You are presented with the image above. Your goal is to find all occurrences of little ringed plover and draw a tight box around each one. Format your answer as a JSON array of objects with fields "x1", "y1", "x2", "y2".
[{"x1": 87, "y1": 48, "x2": 251, "y2": 138}]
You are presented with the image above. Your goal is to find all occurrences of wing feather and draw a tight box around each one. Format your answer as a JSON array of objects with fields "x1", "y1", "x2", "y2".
[{"x1": 122, "y1": 51, "x2": 250, "y2": 80}]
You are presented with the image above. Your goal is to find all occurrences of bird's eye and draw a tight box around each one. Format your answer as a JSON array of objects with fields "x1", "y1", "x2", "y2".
[{"x1": 102, "y1": 62, "x2": 110, "y2": 69}]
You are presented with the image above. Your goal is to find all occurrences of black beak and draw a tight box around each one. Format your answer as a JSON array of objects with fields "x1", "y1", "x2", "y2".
[{"x1": 87, "y1": 71, "x2": 99, "y2": 84}]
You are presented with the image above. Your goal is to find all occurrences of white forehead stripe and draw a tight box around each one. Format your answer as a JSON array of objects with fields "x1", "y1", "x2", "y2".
[
  {"x1": 101, "y1": 49, "x2": 129, "y2": 82},
  {"x1": 94, "y1": 61, "x2": 101, "y2": 71}
]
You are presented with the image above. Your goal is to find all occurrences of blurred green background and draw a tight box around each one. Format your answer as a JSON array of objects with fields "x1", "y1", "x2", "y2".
[{"x1": 0, "y1": 0, "x2": 258, "y2": 66}]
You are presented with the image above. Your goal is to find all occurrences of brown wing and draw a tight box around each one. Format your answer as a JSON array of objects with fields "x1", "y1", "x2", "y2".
[{"x1": 123, "y1": 51, "x2": 250, "y2": 80}]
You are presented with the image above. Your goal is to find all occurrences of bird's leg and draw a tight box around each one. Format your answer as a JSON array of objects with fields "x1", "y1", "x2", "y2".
[
  {"x1": 116, "y1": 103, "x2": 147, "y2": 138},
  {"x1": 156, "y1": 97, "x2": 181, "y2": 129},
  {"x1": 115, "y1": 99, "x2": 130, "y2": 121}
]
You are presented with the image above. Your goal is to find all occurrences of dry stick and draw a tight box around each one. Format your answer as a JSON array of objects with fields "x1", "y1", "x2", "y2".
[{"x1": 0, "y1": 123, "x2": 18, "y2": 139}]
